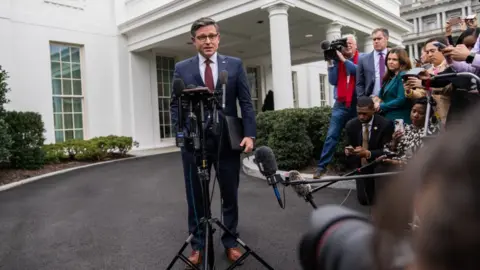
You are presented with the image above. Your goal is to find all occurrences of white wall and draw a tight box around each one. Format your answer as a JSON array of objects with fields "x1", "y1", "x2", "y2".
[
  {"x1": 0, "y1": 0, "x2": 123, "y2": 144},
  {"x1": 291, "y1": 61, "x2": 332, "y2": 108}
]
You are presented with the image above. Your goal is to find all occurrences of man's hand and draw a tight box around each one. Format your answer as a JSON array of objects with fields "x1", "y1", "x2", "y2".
[
  {"x1": 240, "y1": 137, "x2": 254, "y2": 153},
  {"x1": 336, "y1": 50, "x2": 346, "y2": 62},
  {"x1": 383, "y1": 159, "x2": 405, "y2": 166},
  {"x1": 353, "y1": 146, "x2": 370, "y2": 158},
  {"x1": 442, "y1": 44, "x2": 471, "y2": 61}
]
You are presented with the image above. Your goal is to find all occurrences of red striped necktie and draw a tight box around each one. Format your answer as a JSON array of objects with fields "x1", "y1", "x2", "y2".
[{"x1": 204, "y1": 58, "x2": 214, "y2": 93}]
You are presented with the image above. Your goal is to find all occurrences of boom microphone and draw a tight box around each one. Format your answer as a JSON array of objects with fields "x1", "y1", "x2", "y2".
[
  {"x1": 172, "y1": 78, "x2": 185, "y2": 147},
  {"x1": 220, "y1": 70, "x2": 228, "y2": 109},
  {"x1": 254, "y1": 146, "x2": 284, "y2": 209},
  {"x1": 287, "y1": 171, "x2": 317, "y2": 209}
]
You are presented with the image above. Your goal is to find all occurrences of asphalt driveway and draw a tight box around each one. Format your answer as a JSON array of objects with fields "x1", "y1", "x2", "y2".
[{"x1": 0, "y1": 152, "x2": 368, "y2": 270}]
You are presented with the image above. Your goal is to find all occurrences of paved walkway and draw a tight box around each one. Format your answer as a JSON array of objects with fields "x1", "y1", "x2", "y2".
[{"x1": 0, "y1": 152, "x2": 368, "y2": 270}]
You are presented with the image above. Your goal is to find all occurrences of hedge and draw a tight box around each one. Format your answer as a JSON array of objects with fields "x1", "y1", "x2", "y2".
[
  {"x1": 42, "y1": 135, "x2": 138, "y2": 164},
  {"x1": 256, "y1": 107, "x2": 348, "y2": 171}
]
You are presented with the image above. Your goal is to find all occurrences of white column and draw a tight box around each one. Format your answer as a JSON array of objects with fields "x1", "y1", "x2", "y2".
[
  {"x1": 326, "y1": 21, "x2": 343, "y2": 41},
  {"x1": 413, "y1": 18, "x2": 418, "y2": 33},
  {"x1": 418, "y1": 17, "x2": 423, "y2": 33},
  {"x1": 408, "y1": 44, "x2": 414, "y2": 60},
  {"x1": 363, "y1": 34, "x2": 373, "y2": 52},
  {"x1": 468, "y1": 5, "x2": 472, "y2": 16},
  {"x1": 437, "y1": 13, "x2": 441, "y2": 29},
  {"x1": 262, "y1": 1, "x2": 295, "y2": 110},
  {"x1": 413, "y1": 43, "x2": 419, "y2": 59},
  {"x1": 462, "y1": 6, "x2": 466, "y2": 18}
]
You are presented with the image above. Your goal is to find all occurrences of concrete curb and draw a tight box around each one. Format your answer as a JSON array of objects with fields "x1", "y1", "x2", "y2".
[
  {"x1": 242, "y1": 155, "x2": 356, "y2": 190},
  {"x1": 0, "y1": 148, "x2": 180, "y2": 192}
]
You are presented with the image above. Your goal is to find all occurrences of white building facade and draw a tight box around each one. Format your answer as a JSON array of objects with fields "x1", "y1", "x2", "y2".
[
  {"x1": 400, "y1": 0, "x2": 480, "y2": 61},
  {"x1": 0, "y1": 0, "x2": 410, "y2": 150}
]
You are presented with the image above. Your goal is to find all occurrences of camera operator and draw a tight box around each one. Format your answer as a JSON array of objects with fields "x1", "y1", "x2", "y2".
[
  {"x1": 314, "y1": 34, "x2": 361, "y2": 179},
  {"x1": 169, "y1": 17, "x2": 256, "y2": 267}
]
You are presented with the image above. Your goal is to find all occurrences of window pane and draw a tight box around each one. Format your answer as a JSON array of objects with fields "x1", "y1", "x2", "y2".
[
  {"x1": 53, "y1": 97, "x2": 62, "y2": 112},
  {"x1": 64, "y1": 113, "x2": 73, "y2": 129},
  {"x1": 74, "y1": 114, "x2": 83, "y2": 129},
  {"x1": 73, "y1": 98, "x2": 82, "y2": 113},
  {"x1": 63, "y1": 98, "x2": 73, "y2": 112},
  {"x1": 63, "y1": 79, "x2": 72, "y2": 95},
  {"x1": 51, "y1": 62, "x2": 61, "y2": 78},
  {"x1": 52, "y1": 79, "x2": 61, "y2": 95},
  {"x1": 62, "y1": 62, "x2": 71, "y2": 78},
  {"x1": 73, "y1": 80, "x2": 82, "y2": 95},
  {"x1": 55, "y1": 130, "x2": 64, "y2": 142},
  {"x1": 162, "y1": 98, "x2": 169, "y2": 110},
  {"x1": 71, "y1": 47, "x2": 80, "y2": 63},
  {"x1": 74, "y1": 130, "x2": 83, "y2": 140},
  {"x1": 61, "y1": 47, "x2": 70, "y2": 62},
  {"x1": 72, "y1": 64, "x2": 81, "y2": 79},
  {"x1": 157, "y1": 83, "x2": 163, "y2": 97},
  {"x1": 65, "y1": 130, "x2": 74, "y2": 141},
  {"x1": 163, "y1": 112, "x2": 170, "y2": 125},
  {"x1": 54, "y1": 113, "x2": 63, "y2": 129},
  {"x1": 50, "y1": 44, "x2": 61, "y2": 62}
]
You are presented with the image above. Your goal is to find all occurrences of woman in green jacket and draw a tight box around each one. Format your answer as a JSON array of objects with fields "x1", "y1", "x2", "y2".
[{"x1": 375, "y1": 47, "x2": 413, "y2": 124}]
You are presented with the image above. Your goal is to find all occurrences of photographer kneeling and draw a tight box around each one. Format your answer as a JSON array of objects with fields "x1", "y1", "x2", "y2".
[
  {"x1": 314, "y1": 34, "x2": 362, "y2": 179},
  {"x1": 383, "y1": 97, "x2": 440, "y2": 166}
]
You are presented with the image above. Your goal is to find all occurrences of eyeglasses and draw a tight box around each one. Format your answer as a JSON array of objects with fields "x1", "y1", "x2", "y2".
[{"x1": 195, "y1": 33, "x2": 219, "y2": 42}]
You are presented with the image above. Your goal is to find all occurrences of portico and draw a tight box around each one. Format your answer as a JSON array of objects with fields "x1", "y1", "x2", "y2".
[{"x1": 116, "y1": 0, "x2": 411, "y2": 149}]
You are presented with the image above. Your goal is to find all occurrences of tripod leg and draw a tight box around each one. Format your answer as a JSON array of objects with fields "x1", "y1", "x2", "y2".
[
  {"x1": 166, "y1": 223, "x2": 203, "y2": 270},
  {"x1": 211, "y1": 218, "x2": 275, "y2": 270}
]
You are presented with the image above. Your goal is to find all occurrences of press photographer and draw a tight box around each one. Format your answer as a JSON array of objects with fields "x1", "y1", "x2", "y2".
[{"x1": 314, "y1": 34, "x2": 361, "y2": 179}]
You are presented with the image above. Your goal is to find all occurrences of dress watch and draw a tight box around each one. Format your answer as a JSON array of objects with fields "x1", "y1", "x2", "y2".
[{"x1": 466, "y1": 52, "x2": 476, "y2": 64}]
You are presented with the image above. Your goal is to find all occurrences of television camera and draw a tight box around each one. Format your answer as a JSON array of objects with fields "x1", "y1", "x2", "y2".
[{"x1": 320, "y1": 38, "x2": 348, "y2": 61}]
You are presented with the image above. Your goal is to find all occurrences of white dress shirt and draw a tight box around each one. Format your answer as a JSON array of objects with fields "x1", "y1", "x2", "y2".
[
  {"x1": 198, "y1": 52, "x2": 218, "y2": 89},
  {"x1": 372, "y1": 48, "x2": 388, "y2": 97}
]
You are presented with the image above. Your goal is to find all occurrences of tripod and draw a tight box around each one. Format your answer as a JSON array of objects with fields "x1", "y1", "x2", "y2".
[{"x1": 166, "y1": 87, "x2": 273, "y2": 270}]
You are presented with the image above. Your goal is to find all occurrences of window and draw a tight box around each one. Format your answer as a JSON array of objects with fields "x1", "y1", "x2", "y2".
[
  {"x1": 292, "y1": 71, "x2": 298, "y2": 108},
  {"x1": 156, "y1": 56, "x2": 175, "y2": 139},
  {"x1": 319, "y1": 74, "x2": 327, "y2": 107},
  {"x1": 247, "y1": 67, "x2": 261, "y2": 114},
  {"x1": 50, "y1": 43, "x2": 84, "y2": 142}
]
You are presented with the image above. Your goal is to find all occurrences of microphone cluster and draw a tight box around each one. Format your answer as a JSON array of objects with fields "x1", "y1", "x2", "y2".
[{"x1": 172, "y1": 70, "x2": 229, "y2": 148}]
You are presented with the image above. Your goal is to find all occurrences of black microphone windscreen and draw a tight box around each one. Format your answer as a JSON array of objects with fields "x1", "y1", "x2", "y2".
[
  {"x1": 254, "y1": 146, "x2": 278, "y2": 175},
  {"x1": 320, "y1": 40, "x2": 331, "y2": 50},
  {"x1": 220, "y1": 70, "x2": 228, "y2": 85},
  {"x1": 172, "y1": 78, "x2": 185, "y2": 96}
]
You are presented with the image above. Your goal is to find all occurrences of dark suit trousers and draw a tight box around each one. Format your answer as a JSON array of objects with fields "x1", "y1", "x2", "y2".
[{"x1": 180, "y1": 126, "x2": 240, "y2": 250}]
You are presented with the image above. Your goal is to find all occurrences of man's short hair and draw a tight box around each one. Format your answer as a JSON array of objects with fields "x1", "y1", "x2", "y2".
[
  {"x1": 342, "y1": 33, "x2": 357, "y2": 43},
  {"x1": 357, "y1": 96, "x2": 375, "y2": 108},
  {"x1": 372, "y1": 28, "x2": 389, "y2": 38},
  {"x1": 190, "y1": 17, "x2": 219, "y2": 37}
]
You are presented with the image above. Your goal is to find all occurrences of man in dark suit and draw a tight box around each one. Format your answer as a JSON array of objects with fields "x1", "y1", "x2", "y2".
[
  {"x1": 344, "y1": 96, "x2": 394, "y2": 205},
  {"x1": 356, "y1": 28, "x2": 389, "y2": 99},
  {"x1": 169, "y1": 17, "x2": 256, "y2": 267}
]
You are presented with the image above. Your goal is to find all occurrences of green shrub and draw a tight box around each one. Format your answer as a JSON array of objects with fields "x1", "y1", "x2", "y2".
[
  {"x1": 0, "y1": 65, "x2": 10, "y2": 116},
  {"x1": 0, "y1": 119, "x2": 12, "y2": 163},
  {"x1": 4, "y1": 111, "x2": 46, "y2": 169},
  {"x1": 256, "y1": 106, "x2": 348, "y2": 171},
  {"x1": 41, "y1": 135, "x2": 138, "y2": 163}
]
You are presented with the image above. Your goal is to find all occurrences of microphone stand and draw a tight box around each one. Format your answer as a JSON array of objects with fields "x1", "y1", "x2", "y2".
[
  {"x1": 308, "y1": 155, "x2": 391, "y2": 195},
  {"x1": 167, "y1": 89, "x2": 273, "y2": 270}
]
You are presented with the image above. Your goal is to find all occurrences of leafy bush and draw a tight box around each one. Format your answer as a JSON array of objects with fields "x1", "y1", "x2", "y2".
[
  {"x1": 42, "y1": 135, "x2": 138, "y2": 164},
  {"x1": 256, "y1": 107, "x2": 348, "y2": 171},
  {"x1": 0, "y1": 66, "x2": 12, "y2": 162},
  {"x1": 4, "y1": 111, "x2": 46, "y2": 169}
]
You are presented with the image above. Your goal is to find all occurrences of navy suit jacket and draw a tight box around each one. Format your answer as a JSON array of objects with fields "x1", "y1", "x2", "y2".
[
  {"x1": 170, "y1": 53, "x2": 256, "y2": 139},
  {"x1": 355, "y1": 51, "x2": 376, "y2": 98}
]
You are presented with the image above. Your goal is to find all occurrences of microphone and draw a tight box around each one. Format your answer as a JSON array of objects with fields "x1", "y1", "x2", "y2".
[
  {"x1": 320, "y1": 40, "x2": 330, "y2": 50},
  {"x1": 287, "y1": 170, "x2": 317, "y2": 209},
  {"x1": 172, "y1": 78, "x2": 185, "y2": 147},
  {"x1": 220, "y1": 70, "x2": 228, "y2": 109},
  {"x1": 253, "y1": 146, "x2": 285, "y2": 209}
]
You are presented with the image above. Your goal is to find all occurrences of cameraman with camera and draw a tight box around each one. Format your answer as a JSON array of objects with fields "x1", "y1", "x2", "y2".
[{"x1": 314, "y1": 34, "x2": 362, "y2": 179}]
